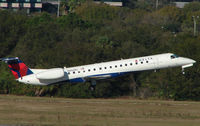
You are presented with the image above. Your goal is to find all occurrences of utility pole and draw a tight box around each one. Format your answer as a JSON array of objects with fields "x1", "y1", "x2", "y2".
[
  {"x1": 192, "y1": 16, "x2": 199, "y2": 36},
  {"x1": 57, "y1": 0, "x2": 60, "y2": 17},
  {"x1": 156, "y1": 0, "x2": 159, "y2": 10}
]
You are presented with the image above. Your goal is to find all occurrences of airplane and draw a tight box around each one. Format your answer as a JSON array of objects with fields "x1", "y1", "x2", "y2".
[{"x1": 0, "y1": 53, "x2": 196, "y2": 90}]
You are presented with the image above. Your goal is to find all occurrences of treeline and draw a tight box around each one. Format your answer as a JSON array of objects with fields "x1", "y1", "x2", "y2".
[{"x1": 0, "y1": 1, "x2": 200, "y2": 100}]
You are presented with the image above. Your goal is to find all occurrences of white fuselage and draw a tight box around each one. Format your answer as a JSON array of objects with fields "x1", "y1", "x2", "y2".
[{"x1": 17, "y1": 53, "x2": 196, "y2": 85}]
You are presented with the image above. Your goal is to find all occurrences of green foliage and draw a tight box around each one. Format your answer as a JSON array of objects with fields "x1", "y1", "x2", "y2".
[
  {"x1": 183, "y1": 2, "x2": 200, "y2": 13},
  {"x1": 57, "y1": 13, "x2": 92, "y2": 29},
  {"x1": 76, "y1": 2, "x2": 123, "y2": 23},
  {"x1": 0, "y1": 3, "x2": 200, "y2": 100},
  {"x1": 67, "y1": 0, "x2": 86, "y2": 12}
]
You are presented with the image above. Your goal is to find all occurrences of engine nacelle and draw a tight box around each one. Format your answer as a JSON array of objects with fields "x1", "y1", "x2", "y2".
[{"x1": 36, "y1": 68, "x2": 64, "y2": 80}]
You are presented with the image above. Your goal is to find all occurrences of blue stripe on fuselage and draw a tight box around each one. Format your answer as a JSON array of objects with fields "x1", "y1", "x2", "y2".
[
  {"x1": 69, "y1": 78, "x2": 85, "y2": 83},
  {"x1": 68, "y1": 72, "x2": 130, "y2": 83},
  {"x1": 87, "y1": 72, "x2": 129, "y2": 78}
]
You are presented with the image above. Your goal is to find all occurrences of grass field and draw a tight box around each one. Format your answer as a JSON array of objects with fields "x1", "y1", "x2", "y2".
[{"x1": 0, "y1": 95, "x2": 200, "y2": 126}]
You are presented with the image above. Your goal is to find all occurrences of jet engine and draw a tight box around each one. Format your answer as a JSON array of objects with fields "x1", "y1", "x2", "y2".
[{"x1": 36, "y1": 68, "x2": 64, "y2": 80}]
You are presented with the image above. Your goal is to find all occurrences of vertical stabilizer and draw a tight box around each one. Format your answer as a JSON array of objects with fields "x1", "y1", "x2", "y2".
[{"x1": 0, "y1": 57, "x2": 33, "y2": 79}]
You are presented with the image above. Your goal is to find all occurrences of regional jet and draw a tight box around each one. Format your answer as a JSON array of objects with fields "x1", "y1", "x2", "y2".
[{"x1": 0, "y1": 53, "x2": 196, "y2": 90}]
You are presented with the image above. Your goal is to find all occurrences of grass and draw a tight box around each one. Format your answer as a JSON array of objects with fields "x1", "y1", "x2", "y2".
[{"x1": 0, "y1": 95, "x2": 200, "y2": 126}]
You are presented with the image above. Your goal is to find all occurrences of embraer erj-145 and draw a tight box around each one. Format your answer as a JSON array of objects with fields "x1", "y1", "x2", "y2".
[{"x1": 0, "y1": 53, "x2": 196, "y2": 90}]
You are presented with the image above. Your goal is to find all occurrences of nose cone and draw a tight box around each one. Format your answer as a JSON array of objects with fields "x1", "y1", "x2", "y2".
[
  {"x1": 185, "y1": 58, "x2": 196, "y2": 64},
  {"x1": 180, "y1": 58, "x2": 196, "y2": 69},
  {"x1": 190, "y1": 59, "x2": 196, "y2": 64},
  {"x1": 180, "y1": 57, "x2": 196, "y2": 65}
]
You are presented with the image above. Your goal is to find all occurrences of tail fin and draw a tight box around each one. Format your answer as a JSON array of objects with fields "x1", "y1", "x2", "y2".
[{"x1": 0, "y1": 57, "x2": 33, "y2": 79}]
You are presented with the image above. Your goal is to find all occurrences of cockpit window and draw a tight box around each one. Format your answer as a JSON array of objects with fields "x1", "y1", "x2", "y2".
[{"x1": 170, "y1": 54, "x2": 179, "y2": 59}]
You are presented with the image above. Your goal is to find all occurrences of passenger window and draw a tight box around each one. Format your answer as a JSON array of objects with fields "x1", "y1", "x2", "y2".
[
  {"x1": 115, "y1": 65, "x2": 117, "y2": 68},
  {"x1": 104, "y1": 67, "x2": 107, "y2": 69},
  {"x1": 88, "y1": 69, "x2": 90, "y2": 72},
  {"x1": 120, "y1": 64, "x2": 122, "y2": 67},
  {"x1": 146, "y1": 61, "x2": 148, "y2": 63},
  {"x1": 99, "y1": 67, "x2": 102, "y2": 70},
  {"x1": 125, "y1": 64, "x2": 127, "y2": 66},
  {"x1": 110, "y1": 66, "x2": 112, "y2": 68},
  {"x1": 94, "y1": 68, "x2": 96, "y2": 71},
  {"x1": 68, "y1": 72, "x2": 70, "y2": 75},
  {"x1": 73, "y1": 72, "x2": 75, "y2": 74},
  {"x1": 130, "y1": 63, "x2": 132, "y2": 65}
]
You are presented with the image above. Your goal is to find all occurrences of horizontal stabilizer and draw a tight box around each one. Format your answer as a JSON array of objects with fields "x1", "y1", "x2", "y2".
[{"x1": 0, "y1": 57, "x2": 19, "y2": 63}]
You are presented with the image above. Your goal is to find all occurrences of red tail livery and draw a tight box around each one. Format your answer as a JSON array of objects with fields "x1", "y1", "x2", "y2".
[{"x1": 0, "y1": 57, "x2": 33, "y2": 79}]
